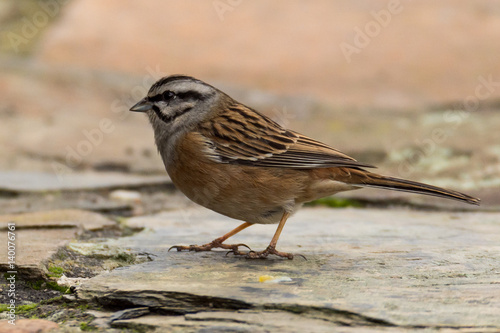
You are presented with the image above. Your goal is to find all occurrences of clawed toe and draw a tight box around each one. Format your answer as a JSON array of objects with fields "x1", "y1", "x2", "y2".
[
  {"x1": 168, "y1": 244, "x2": 204, "y2": 252},
  {"x1": 227, "y1": 245, "x2": 305, "y2": 260},
  {"x1": 225, "y1": 248, "x2": 251, "y2": 257},
  {"x1": 246, "y1": 246, "x2": 294, "y2": 260},
  {"x1": 218, "y1": 243, "x2": 251, "y2": 251},
  {"x1": 167, "y1": 215, "x2": 302, "y2": 260},
  {"x1": 168, "y1": 241, "x2": 251, "y2": 253}
]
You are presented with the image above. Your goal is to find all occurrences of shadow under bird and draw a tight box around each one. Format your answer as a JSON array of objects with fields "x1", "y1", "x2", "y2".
[{"x1": 130, "y1": 75, "x2": 480, "y2": 259}]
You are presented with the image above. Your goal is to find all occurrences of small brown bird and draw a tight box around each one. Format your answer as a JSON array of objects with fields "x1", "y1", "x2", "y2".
[{"x1": 130, "y1": 75, "x2": 480, "y2": 259}]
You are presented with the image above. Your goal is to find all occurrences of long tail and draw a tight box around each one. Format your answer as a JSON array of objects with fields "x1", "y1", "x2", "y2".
[{"x1": 345, "y1": 169, "x2": 480, "y2": 205}]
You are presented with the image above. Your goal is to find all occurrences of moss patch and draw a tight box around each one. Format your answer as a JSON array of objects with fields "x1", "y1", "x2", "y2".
[
  {"x1": 47, "y1": 265, "x2": 65, "y2": 278},
  {"x1": 25, "y1": 280, "x2": 44, "y2": 290},
  {"x1": 80, "y1": 321, "x2": 98, "y2": 331},
  {"x1": 305, "y1": 197, "x2": 363, "y2": 208},
  {"x1": 45, "y1": 281, "x2": 71, "y2": 294},
  {"x1": 16, "y1": 303, "x2": 39, "y2": 315},
  {"x1": 1, "y1": 296, "x2": 97, "y2": 327},
  {"x1": 26, "y1": 280, "x2": 70, "y2": 294}
]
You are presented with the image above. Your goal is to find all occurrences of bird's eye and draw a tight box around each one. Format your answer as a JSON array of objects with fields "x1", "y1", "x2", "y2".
[{"x1": 162, "y1": 91, "x2": 176, "y2": 100}]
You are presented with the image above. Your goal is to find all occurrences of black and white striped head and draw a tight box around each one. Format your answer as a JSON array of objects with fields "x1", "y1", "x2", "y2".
[{"x1": 130, "y1": 75, "x2": 218, "y2": 127}]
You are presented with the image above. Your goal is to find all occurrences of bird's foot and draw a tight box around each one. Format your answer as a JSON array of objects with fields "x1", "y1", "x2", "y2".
[
  {"x1": 168, "y1": 239, "x2": 251, "y2": 253},
  {"x1": 228, "y1": 245, "x2": 305, "y2": 260}
]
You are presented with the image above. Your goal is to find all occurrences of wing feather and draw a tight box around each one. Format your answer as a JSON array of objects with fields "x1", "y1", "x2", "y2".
[{"x1": 197, "y1": 103, "x2": 374, "y2": 169}]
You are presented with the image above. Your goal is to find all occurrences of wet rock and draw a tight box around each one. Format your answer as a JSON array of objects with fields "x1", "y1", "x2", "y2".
[{"x1": 78, "y1": 207, "x2": 500, "y2": 330}]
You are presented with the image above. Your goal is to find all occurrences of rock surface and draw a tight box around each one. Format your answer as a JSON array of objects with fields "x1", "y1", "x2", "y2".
[
  {"x1": 0, "y1": 319, "x2": 58, "y2": 333},
  {"x1": 77, "y1": 207, "x2": 500, "y2": 331},
  {"x1": 0, "y1": 171, "x2": 169, "y2": 193},
  {"x1": 0, "y1": 209, "x2": 116, "y2": 279}
]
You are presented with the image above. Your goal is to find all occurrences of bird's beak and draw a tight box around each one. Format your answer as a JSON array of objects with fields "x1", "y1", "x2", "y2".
[{"x1": 130, "y1": 98, "x2": 153, "y2": 112}]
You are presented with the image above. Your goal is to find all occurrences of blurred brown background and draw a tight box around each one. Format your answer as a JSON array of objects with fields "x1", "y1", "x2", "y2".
[{"x1": 1, "y1": 0, "x2": 499, "y2": 205}]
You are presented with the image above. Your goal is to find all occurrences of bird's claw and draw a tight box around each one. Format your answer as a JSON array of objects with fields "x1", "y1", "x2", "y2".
[
  {"x1": 168, "y1": 241, "x2": 251, "y2": 253},
  {"x1": 226, "y1": 245, "x2": 306, "y2": 260}
]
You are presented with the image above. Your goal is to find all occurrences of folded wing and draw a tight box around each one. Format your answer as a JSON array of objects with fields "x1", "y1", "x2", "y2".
[{"x1": 197, "y1": 103, "x2": 374, "y2": 169}]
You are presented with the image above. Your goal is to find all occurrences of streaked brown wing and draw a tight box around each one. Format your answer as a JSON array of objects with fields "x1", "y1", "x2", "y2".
[{"x1": 197, "y1": 103, "x2": 375, "y2": 169}]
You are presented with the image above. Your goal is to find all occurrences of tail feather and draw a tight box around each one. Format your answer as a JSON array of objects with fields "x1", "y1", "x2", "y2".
[{"x1": 347, "y1": 170, "x2": 480, "y2": 206}]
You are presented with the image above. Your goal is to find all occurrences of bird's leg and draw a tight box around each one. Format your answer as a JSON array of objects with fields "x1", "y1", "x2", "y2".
[
  {"x1": 169, "y1": 222, "x2": 253, "y2": 252},
  {"x1": 235, "y1": 212, "x2": 301, "y2": 260}
]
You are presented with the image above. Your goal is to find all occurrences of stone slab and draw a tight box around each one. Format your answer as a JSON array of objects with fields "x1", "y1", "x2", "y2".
[
  {"x1": 0, "y1": 319, "x2": 58, "y2": 333},
  {"x1": 111, "y1": 312, "x2": 374, "y2": 333},
  {"x1": 77, "y1": 207, "x2": 500, "y2": 330},
  {"x1": 0, "y1": 210, "x2": 116, "y2": 279},
  {"x1": 111, "y1": 312, "x2": 500, "y2": 333},
  {"x1": 0, "y1": 171, "x2": 169, "y2": 193}
]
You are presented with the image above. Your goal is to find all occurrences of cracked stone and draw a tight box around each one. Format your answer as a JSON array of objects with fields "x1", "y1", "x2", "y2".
[
  {"x1": 109, "y1": 307, "x2": 150, "y2": 322},
  {"x1": 76, "y1": 207, "x2": 500, "y2": 330},
  {"x1": 111, "y1": 311, "x2": 356, "y2": 333}
]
